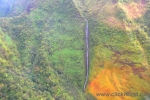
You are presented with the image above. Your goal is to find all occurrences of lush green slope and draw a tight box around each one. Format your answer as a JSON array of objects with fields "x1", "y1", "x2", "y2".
[{"x1": 0, "y1": 0, "x2": 88, "y2": 99}]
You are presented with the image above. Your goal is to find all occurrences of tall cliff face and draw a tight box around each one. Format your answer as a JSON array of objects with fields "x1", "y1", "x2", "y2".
[
  {"x1": 0, "y1": 0, "x2": 150, "y2": 100},
  {"x1": 72, "y1": 0, "x2": 150, "y2": 100}
]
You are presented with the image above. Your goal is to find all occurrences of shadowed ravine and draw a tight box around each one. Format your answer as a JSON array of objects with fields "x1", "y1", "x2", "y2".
[{"x1": 84, "y1": 18, "x2": 89, "y2": 91}]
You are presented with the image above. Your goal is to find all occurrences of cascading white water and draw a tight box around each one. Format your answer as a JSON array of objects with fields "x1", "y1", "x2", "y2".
[{"x1": 84, "y1": 18, "x2": 89, "y2": 91}]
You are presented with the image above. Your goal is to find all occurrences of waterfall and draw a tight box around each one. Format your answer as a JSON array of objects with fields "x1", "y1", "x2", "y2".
[{"x1": 84, "y1": 18, "x2": 89, "y2": 91}]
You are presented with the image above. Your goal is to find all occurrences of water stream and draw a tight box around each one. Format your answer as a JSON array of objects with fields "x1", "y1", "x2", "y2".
[{"x1": 84, "y1": 18, "x2": 89, "y2": 91}]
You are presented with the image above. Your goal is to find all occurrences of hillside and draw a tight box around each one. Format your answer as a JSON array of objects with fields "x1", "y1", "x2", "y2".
[
  {"x1": 0, "y1": 0, "x2": 150, "y2": 100},
  {"x1": 0, "y1": 0, "x2": 87, "y2": 100},
  {"x1": 73, "y1": 0, "x2": 150, "y2": 100}
]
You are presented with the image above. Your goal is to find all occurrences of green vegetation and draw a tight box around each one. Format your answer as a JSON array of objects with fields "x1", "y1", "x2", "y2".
[
  {"x1": 0, "y1": 0, "x2": 86, "y2": 99},
  {"x1": 88, "y1": 19, "x2": 146, "y2": 80},
  {"x1": 1, "y1": 0, "x2": 150, "y2": 100},
  {"x1": 116, "y1": 9, "x2": 126, "y2": 20}
]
